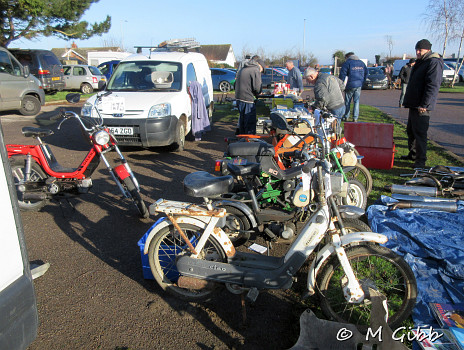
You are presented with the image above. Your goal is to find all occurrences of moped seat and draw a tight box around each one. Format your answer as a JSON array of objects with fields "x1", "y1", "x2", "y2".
[
  {"x1": 183, "y1": 171, "x2": 234, "y2": 198},
  {"x1": 227, "y1": 141, "x2": 275, "y2": 161},
  {"x1": 227, "y1": 162, "x2": 261, "y2": 177},
  {"x1": 22, "y1": 127, "x2": 54, "y2": 138}
]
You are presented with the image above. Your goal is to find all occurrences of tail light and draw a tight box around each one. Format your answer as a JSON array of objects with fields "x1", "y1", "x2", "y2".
[
  {"x1": 38, "y1": 69, "x2": 50, "y2": 75},
  {"x1": 214, "y1": 160, "x2": 222, "y2": 172}
]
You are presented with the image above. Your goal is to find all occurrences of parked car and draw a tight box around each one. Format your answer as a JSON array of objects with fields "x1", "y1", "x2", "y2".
[
  {"x1": 261, "y1": 67, "x2": 287, "y2": 88},
  {"x1": 362, "y1": 67, "x2": 388, "y2": 90},
  {"x1": 81, "y1": 50, "x2": 214, "y2": 151},
  {"x1": 210, "y1": 68, "x2": 235, "y2": 92},
  {"x1": 318, "y1": 67, "x2": 333, "y2": 75},
  {"x1": 63, "y1": 64, "x2": 106, "y2": 94},
  {"x1": 442, "y1": 62, "x2": 457, "y2": 84},
  {"x1": 9, "y1": 49, "x2": 65, "y2": 94},
  {"x1": 0, "y1": 47, "x2": 45, "y2": 115},
  {"x1": 445, "y1": 62, "x2": 464, "y2": 82},
  {"x1": 97, "y1": 60, "x2": 120, "y2": 80}
]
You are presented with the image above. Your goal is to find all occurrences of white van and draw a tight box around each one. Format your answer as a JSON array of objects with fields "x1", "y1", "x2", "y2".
[
  {"x1": 81, "y1": 50, "x2": 214, "y2": 151},
  {"x1": 393, "y1": 58, "x2": 456, "y2": 83}
]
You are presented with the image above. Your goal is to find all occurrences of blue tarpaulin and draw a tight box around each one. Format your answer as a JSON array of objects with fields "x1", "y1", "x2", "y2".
[{"x1": 367, "y1": 195, "x2": 464, "y2": 326}]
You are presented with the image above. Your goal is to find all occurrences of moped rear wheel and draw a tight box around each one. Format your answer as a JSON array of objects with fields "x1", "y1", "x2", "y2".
[
  {"x1": 148, "y1": 223, "x2": 226, "y2": 301},
  {"x1": 10, "y1": 158, "x2": 48, "y2": 211},
  {"x1": 317, "y1": 244, "x2": 417, "y2": 332},
  {"x1": 122, "y1": 176, "x2": 149, "y2": 218}
]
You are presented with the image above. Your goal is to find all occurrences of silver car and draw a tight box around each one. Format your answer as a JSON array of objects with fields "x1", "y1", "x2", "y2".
[{"x1": 63, "y1": 64, "x2": 106, "y2": 94}]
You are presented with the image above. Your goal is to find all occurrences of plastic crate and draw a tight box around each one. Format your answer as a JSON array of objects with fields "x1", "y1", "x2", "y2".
[{"x1": 138, "y1": 217, "x2": 167, "y2": 280}]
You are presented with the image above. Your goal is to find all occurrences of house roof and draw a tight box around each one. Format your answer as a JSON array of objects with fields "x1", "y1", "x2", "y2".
[
  {"x1": 51, "y1": 47, "x2": 123, "y2": 61},
  {"x1": 196, "y1": 44, "x2": 232, "y2": 61}
]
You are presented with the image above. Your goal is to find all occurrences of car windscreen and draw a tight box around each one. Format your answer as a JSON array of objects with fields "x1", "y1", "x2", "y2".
[
  {"x1": 107, "y1": 61, "x2": 182, "y2": 91},
  {"x1": 368, "y1": 68, "x2": 383, "y2": 76}
]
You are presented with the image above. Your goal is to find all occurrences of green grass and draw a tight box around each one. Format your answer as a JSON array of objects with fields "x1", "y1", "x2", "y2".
[
  {"x1": 440, "y1": 81, "x2": 464, "y2": 93},
  {"x1": 45, "y1": 91, "x2": 95, "y2": 102}
]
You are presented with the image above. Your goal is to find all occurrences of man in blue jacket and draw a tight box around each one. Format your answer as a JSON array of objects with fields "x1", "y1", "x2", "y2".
[
  {"x1": 339, "y1": 52, "x2": 368, "y2": 122},
  {"x1": 401, "y1": 39, "x2": 443, "y2": 169},
  {"x1": 286, "y1": 60, "x2": 304, "y2": 93}
]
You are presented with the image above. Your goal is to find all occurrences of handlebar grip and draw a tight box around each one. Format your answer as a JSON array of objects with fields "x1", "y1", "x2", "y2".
[{"x1": 302, "y1": 159, "x2": 317, "y2": 173}]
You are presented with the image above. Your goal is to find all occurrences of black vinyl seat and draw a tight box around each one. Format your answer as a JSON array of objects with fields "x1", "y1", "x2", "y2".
[{"x1": 183, "y1": 171, "x2": 234, "y2": 197}]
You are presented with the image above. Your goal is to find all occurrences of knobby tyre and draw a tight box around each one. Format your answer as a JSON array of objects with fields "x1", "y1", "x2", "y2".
[
  {"x1": 10, "y1": 157, "x2": 48, "y2": 211},
  {"x1": 122, "y1": 176, "x2": 149, "y2": 218},
  {"x1": 317, "y1": 244, "x2": 417, "y2": 332},
  {"x1": 148, "y1": 223, "x2": 227, "y2": 301}
]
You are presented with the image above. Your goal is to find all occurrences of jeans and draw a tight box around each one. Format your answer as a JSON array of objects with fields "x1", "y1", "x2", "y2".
[
  {"x1": 399, "y1": 83, "x2": 407, "y2": 106},
  {"x1": 344, "y1": 87, "x2": 361, "y2": 121},
  {"x1": 237, "y1": 100, "x2": 257, "y2": 134},
  {"x1": 330, "y1": 105, "x2": 346, "y2": 119}
]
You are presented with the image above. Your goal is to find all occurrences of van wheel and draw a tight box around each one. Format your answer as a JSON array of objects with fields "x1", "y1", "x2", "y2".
[
  {"x1": 171, "y1": 122, "x2": 185, "y2": 152},
  {"x1": 19, "y1": 96, "x2": 41, "y2": 116},
  {"x1": 81, "y1": 83, "x2": 93, "y2": 94}
]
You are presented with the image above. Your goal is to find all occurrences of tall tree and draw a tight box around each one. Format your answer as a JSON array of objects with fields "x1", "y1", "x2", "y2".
[
  {"x1": 424, "y1": 0, "x2": 456, "y2": 57},
  {"x1": 0, "y1": 0, "x2": 111, "y2": 47}
]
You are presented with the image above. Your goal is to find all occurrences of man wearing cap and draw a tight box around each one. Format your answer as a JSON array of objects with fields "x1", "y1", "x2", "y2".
[
  {"x1": 401, "y1": 39, "x2": 444, "y2": 168},
  {"x1": 235, "y1": 56, "x2": 266, "y2": 134},
  {"x1": 398, "y1": 58, "x2": 416, "y2": 107}
]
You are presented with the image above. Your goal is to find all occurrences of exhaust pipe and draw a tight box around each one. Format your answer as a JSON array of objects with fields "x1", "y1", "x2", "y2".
[
  {"x1": 390, "y1": 184, "x2": 438, "y2": 197},
  {"x1": 390, "y1": 201, "x2": 457, "y2": 213},
  {"x1": 22, "y1": 192, "x2": 48, "y2": 201}
]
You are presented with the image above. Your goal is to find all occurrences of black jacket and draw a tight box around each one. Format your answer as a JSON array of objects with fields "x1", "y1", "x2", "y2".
[
  {"x1": 235, "y1": 60, "x2": 262, "y2": 103},
  {"x1": 399, "y1": 64, "x2": 413, "y2": 84},
  {"x1": 403, "y1": 52, "x2": 443, "y2": 111}
]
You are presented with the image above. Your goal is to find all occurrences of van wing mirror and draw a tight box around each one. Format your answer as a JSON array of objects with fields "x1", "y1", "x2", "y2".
[{"x1": 22, "y1": 65, "x2": 30, "y2": 78}]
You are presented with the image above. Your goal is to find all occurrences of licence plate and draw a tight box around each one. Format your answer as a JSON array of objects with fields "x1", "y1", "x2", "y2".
[
  {"x1": 108, "y1": 127, "x2": 133, "y2": 135},
  {"x1": 52, "y1": 77, "x2": 60, "y2": 81}
]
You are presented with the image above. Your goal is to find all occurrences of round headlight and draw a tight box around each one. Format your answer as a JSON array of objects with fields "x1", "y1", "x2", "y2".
[{"x1": 94, "y1": 130, "x2": 110, "y2": 145}]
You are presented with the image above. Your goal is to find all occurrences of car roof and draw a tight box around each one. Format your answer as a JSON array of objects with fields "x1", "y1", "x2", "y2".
[{"x1": 121, "y1": 51, "x2": 206, "y2": 63}]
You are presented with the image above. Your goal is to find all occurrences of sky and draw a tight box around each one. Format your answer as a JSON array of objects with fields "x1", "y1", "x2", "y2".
[{"x1": 12, "y1": 0, "x2": 463, "y2": 65}]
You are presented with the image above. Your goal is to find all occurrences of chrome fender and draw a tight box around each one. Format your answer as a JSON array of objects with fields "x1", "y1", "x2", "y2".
[
  {"x1": 306, "y1": 232, "x2": 388, "y2": 296},
  {"x1": 143, "y1": 216, "x2": 235, "y2": 257}
]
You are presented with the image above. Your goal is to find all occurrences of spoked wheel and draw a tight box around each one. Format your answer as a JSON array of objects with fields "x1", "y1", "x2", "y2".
[
  {"x1": 345, "y1": 163, "x2": 373, "y2": 196},
  {"x1": 218, "y1": 205, "x2": 251, "y2": 247},
  {"x1": 122, "y1": 176, "x2": 149, "y2": 218},
  {"x1": 10, "y1": 157, "x2": 48, "y2": 211},
  {"x1": 342, "y1": 179, "x2": 367, "y2": 209},
  {"x1": 317, "y1": 244, "x2": 417, "y2": 332},
  {"x1": 339, "y1": 218, "x2": 371, "y2": 234},
  {"x1": 148, "y1": 223, "x2": 226, "y2": 301}
]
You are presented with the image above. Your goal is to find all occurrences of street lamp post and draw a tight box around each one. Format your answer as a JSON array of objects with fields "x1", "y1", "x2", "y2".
[
  {"x1": 303, "y1": 19, "x2": 306, "y2": 66},
  {"x1": 120, "y1": 20, "x2": 128, "y2": 50}
]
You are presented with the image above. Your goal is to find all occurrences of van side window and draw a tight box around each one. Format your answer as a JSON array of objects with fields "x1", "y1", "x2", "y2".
[
  {"x1": 186, "y1": 63, "x2": 197, "y2": 88},
  {"x1": 0, "y1": 51, "x2": 14, "y2": 75}
]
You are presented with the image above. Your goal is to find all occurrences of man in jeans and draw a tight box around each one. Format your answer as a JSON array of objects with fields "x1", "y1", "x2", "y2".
[{"x1": 339, "y1": 52, "x2": 368, "y2": 122}]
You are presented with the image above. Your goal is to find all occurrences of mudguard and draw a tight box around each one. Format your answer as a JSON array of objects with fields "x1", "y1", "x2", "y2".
[
  {"x1": 142, "y1": 215, "x2": 235, "y2": 257},
  {"x1": 305, "y1": 232, "x2": 388, "y2": 296},
  {"x1": 213, "y1": 199, "x2": 258, "y2": 228}
]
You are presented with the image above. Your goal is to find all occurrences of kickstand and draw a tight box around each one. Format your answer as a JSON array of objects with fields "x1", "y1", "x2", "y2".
[
  {"x1": 241, "y1": 293, "x2": 247, "y2": 325},
  {"x1": 266, "y1": 241, "x2": 272, "y2": 256}
]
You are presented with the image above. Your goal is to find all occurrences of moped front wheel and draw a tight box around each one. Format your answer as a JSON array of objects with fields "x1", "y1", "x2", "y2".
[
  {"x1": 10, "y1": 158, "x2": 48, "y2": 211},
  {"x1": 345, "y1": 163, "x2": 373, "y2": 196},
  {"x1": 148, "y1": 223, "x2": 226, "y2": 301},
  {"x1": 317, "y1": 244, "x2": 417, "y2": 332},
  {"x1": 122, "y1": 176, "x2": 149, "y2": 218},
  {"x1": 342, "y1": 179, "x2": 367, "y2": 209}
]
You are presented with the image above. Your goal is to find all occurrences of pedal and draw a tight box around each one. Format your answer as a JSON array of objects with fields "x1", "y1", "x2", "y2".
[{"x1": 246, "y1": 287, "x2": 259, "y2": 303}]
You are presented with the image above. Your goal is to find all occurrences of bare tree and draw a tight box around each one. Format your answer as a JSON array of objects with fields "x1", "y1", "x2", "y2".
[
  {"x1": 424, "y1": 0, "x2": 456, "y2": 57},
  {"x1": 449, "y1": 0, "x2": 464, "y2": 86},
  {"x1": 385, "y1": 35, "x2": 394, "y2": 58}
]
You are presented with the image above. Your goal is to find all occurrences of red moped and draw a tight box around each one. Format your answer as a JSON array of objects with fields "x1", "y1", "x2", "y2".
[{"x1": 6, "y1": 92, "x2": 149, "y2": 218}]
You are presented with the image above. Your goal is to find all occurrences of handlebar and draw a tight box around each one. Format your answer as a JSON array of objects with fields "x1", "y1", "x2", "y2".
[{"x1": 57, "y1": 110, "x2": 96, "y2": 132}]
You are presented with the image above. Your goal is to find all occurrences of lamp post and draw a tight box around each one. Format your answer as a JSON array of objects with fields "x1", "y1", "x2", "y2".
[
  {"x1": 303, "y1": 19, "x2": 306, "y2": 66},
  {"x1": 120, "y1": 20, "x2": 128, "y2": 50}
]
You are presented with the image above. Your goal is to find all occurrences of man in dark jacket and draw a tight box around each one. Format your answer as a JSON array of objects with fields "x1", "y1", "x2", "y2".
[
  {"x1": 402, "y1": 39, "x2": 444, "y2": 168},
  {"x1": 286, "y1": 60, "x2": 304, "y2": 92},
  {"x1": 339, "y1": 52, "x2": 368, "y2": 122},
  {"x1": 398, "y1": 58, "x2": 415, "y2": 107},
  {"x1": 235, "y1": 57, "x2": 265, "y2": 134}
]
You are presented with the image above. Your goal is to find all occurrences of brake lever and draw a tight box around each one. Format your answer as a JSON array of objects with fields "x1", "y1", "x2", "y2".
[{"x1": 57, "y1": 111, "x2": 69, "y2": 130}]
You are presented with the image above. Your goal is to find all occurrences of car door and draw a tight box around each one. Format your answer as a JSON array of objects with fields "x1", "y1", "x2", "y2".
[
  {"x1": 0, "y1": 126, "x2": 38, "y2": 350},
  {"x1": 0, "y1": 50, "x2": 26, "y2": 110}
]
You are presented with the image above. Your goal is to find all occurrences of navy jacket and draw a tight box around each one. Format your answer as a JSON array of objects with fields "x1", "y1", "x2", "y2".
[
  {"x1": 339, "y1": 55, "x2": 368, "y2": 89},
  {"x1": 286, "y1": 66, "x2": 304, "y2": 91},
  {"x1": 403, "y1": 52, "x2": 443, "y2": 111}
]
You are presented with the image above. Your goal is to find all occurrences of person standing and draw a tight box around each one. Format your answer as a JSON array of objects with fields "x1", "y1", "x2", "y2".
[
  {"x1": 285, "y1": 60, "x2": 304, "y2": 93},
  {"x1": 398, "y1": 59, "x2": 416, "y2": 107},
  {"x1": 234, "y1": 57, "x2": 266, "y2": 134},
  {"x1": 303, "y1": 67, "x2": 345, "y2": 118},
  {"x1": 339, "y1": 52, "x2": 368, "y2": 122},
  {"x1": 401, "y1": 39, "x2": 443, "y2": 168}
]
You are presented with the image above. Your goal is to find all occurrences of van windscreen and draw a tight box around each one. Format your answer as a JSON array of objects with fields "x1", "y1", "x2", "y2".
[{"x1": 107, "y1": 61, "x2": 182, "y2": 91}]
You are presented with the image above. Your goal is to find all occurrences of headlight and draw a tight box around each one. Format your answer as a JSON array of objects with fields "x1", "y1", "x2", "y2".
[
  {"x1": 365, "y1": 78, "x2": 371, "y2": 82},
  {"x1": 381, "y1": 77, "x2": 388, "y2": 82},
  {"x1": 93, "y1": 130, "x2": 110, "y2": 145},
  {"x1": 82, "y1": 102, "x2": 93, "y2": 117},
  {"x1": 148, "y1": 103, "x2": 171, "y2": 118}
]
